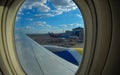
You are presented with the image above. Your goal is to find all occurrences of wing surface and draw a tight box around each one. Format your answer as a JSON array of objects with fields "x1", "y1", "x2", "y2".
[{"x1": 15, "y1": 33, "x2": 78, "y2": 75}]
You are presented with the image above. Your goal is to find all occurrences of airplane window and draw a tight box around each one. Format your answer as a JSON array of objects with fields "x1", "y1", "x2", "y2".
[{"x1": 14, "y1": 0, "x2": 84, "y2": 75}]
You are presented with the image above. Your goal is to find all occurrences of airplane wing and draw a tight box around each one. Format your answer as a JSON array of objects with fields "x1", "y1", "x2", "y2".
[
  {"x1": 15, "y1": 32, "x2": 78, "y2": 75},
  {"x1": 43, "y1": 45, "x2": 82, "y2": 66}
]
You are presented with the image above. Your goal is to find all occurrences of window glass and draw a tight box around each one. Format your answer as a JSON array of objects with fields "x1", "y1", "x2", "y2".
[{"x1": 14, "y1": 0, "x2": 84, "y2": 75}]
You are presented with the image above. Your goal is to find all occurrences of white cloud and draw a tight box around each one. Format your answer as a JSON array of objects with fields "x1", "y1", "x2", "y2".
[
  {"x1": 15, "y1": 23, "x2": 83, "y2": 34},
  {"x1": 33, "y1": 10, "x2": 63, "y2": 18},
  {"x1": 26, "y1": 26, "x2": 33, "y2": 30},
  {"x1": 45, "y1": 25, "x2": 52, "y2": 28},
  {"x1": 50, "y1": 0, "x2": 72, "y2": 6},
  {"x1": 60, "y1": 23, "x2": 82, "y2": 28},
  {"x1": 26, "y1": 18, "x2": 33, "y2": 21},
  {"x1": 51, "y1": 10, "x2": 63, "y2": 15},
  {"x1": 60, "y1": 24, "x2": 68, "y2": 27},
  {"x1": 18, "y1": 0, "x2": 79, "y2": 19},
  {"x1": 50, "y1": 0, "x2": 77, "y2": 12},
  {"x1": 32, "y1": 0, "x2": 78, "y2": 17},
  {"x1": 21, "y1": 0, "x2": 50, "y2": 12},
  {"x1": 18, "y1": 12, "x2": 24, "y2": 15},
  {"x1": 34, "y1": 14, "x2": 54, "y2": 18},
  {"x1": 16, "y1": 16, "x2": 21, "y2": 21},
  {"x1": 15, "y1": 25, "x2": 36, "y2": 34},
  {"x1": 33, "y1": 21, "x2": 47, "y2": 26},
  {"x1": 30, "y1": 2, "x2": 50, "y2": 12},
  {"x1": 76, "y1": 14, "x2": 82, "y2": 18},
  {"x1": 16, "y1": 26, "x2": 32, "y2": 31},
  {"x1": 32, "y1": 21, "x2": 52, "y2": 28},
  {"x1": 15, "y1": 21, "x2": 52, "y2": 33},
  {"x1": 69, "y1": 23, "x2": 83, "y2": 27},
  {"x1": 26, "y1": 0, "x2": 47, "y2": 3}
]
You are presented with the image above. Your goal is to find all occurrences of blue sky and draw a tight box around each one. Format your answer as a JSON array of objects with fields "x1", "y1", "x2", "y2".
[{"x1": 15, "y1": 0, "x2": 84, "y2": 34}]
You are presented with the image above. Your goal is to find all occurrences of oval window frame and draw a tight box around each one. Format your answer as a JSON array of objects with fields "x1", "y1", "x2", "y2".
[{"x1": 0, "y1": 0, "x2": 113, "y2": 75}]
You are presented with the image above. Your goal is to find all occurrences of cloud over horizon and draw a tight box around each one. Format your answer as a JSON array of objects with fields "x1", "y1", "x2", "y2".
[
  {"x1": 18, "y1": 0, "x2": 78, "y2": 17},
  {"x1": 15, "y1": 0, "x2": 84, "y2": 34}
]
